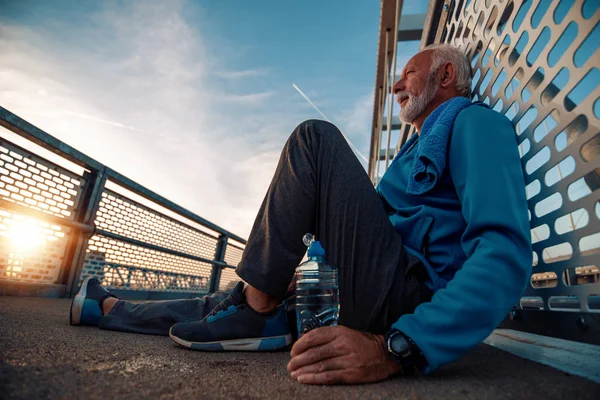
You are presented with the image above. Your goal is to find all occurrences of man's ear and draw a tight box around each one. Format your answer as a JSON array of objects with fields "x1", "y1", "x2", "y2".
[{"x1": 440, "y1": 62, "x2": 456, "y2": 88}]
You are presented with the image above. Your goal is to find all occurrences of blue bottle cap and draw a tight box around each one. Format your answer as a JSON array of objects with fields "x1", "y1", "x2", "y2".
[{"x1": 307, "y1": 240, "x2": 326, "y2": 258}]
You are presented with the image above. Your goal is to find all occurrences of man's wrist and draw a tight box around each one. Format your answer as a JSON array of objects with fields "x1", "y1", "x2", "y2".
[
  {"x1": 384, "y1": 329, "x2": 427, "y2": 373},
  {"x1": 373, "y1": 334, "x2": 405, "y2": 377},
  {"x1": 374, "y1": 333, "x2": 386, "y2": 347}
]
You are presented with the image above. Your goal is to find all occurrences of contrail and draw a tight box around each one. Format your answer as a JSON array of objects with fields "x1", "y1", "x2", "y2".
[
  {"x1": 65, "y1": 111, "x2": 142, "y2": 132},
  {"x1": 292, "y1": 84, "x2": 331, "y2": 122},
  {"x1": 292, "y1": 84, "x2": 369, "y2": 165}
]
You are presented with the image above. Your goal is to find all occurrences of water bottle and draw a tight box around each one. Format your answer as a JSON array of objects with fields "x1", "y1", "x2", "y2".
[{"x1": 295, "y1": 233, "x2": 340, "y2": 337}]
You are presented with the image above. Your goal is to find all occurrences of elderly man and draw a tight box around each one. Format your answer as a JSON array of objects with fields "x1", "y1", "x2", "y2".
[{"x1": 70, "y1": 44, "x2": 531, "y2": 384}]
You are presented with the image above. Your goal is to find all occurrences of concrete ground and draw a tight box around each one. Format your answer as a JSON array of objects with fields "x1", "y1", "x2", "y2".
[{"x1": 1, "y1": 296, "x2": 599, "y2": 400}]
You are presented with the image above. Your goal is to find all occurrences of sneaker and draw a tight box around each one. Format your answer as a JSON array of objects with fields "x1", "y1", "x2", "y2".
[
  {"x1": 169, "y1": 281, "x2": 292, "y2": 351},
  {"x1": 70, "y1": 277, "x2": 117, "y2": 326}
]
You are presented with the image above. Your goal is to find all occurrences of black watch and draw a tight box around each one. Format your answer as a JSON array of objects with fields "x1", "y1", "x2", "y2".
[{"x1": 384, "y1": 329, "x2": 427, "y2": 372}]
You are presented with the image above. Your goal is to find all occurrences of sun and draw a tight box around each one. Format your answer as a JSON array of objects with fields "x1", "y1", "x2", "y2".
[{"x1": 3, "y1": 219, "x2": 47, "y2": 253}]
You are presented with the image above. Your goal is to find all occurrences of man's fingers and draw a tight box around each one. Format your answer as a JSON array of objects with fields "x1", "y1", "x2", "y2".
[
  {"x1": 287, "y1": 341, "x2": 346, "y2": 372},
  {"x1": 290, "y1": 326, "x2": 339, "y2": 357},
  {"x1": 290, "y1": 355, "x2": 353, "y2": 378},
  {"x1": 295, "y1": 369, "x2": 356, "y2": 385}
]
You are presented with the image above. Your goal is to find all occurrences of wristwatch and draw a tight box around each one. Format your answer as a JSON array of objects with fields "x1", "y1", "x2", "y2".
[{"x1": 384, "y1": 329, "x2": 428, "y2": 373}]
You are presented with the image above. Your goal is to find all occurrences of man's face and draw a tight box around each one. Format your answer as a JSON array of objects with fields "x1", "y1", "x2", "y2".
[{"x1": 393, "y1": 50, "x2": 439, "y2": 124}]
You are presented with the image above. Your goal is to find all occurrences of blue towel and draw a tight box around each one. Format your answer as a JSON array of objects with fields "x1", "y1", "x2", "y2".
[{"x1": 404, "y1": 97, "x2": 473, "y2": 195}]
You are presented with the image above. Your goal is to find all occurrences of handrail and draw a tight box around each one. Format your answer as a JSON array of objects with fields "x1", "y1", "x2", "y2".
[
  {"x1": 0, "y1": 198, "x2": 95, "y2": 234},
  {"x1": 95, "y1": 229, "x2": 237, "y2": 269},
  {"x1": 0, "y1": 106, "x2": 246, "y2": 244},
  {"x1": 105, "y1": 167, "x2": 246, "y2": 244}
]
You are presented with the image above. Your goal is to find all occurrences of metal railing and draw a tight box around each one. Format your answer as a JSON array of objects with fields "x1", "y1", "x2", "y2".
[
  {"x1": 0, "y1": 106, "x2": 246, "y2": 298},
  {"x1": 369, "y1": 0, "x2": 600, "y2": 344}
]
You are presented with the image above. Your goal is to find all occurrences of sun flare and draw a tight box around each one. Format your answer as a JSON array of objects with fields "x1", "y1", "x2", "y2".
[{"x1": 2, "y1": 219, "x2": 47, "y2": 253}]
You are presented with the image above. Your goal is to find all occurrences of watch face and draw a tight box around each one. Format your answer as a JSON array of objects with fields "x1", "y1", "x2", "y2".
[{"x1": 390, "y1": 333, "x2": 410, "y2": 356}]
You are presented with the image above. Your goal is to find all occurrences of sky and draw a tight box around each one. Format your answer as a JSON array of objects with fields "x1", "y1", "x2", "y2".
[
  {"x1": 3, "y1": 0, "x2": 595, "y2": 260},
  {"x1": 0, "y1": 0, "x2": 386, "y2": 238}
]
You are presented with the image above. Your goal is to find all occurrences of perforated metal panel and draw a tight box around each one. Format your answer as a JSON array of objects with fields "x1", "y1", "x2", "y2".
[
  {"x1": 1, "y1": 107, "x2": 248, "y2": 296},
  {"x1": 0, "y1": 137, "x2": 83, "y2": 284},
  {"x1": 432, "y1": 0, "x2": 600, "y2": 312},
  {"x1": 218, "y1": 267, "x2": 241, "y2": 292},
  {"x1": 82, "y1": 248, "x2": 211, "y2": 293},
  {"x1": 0, "y1": 140, "x2": 83, "y2": 219},
  {"x1": 80, "y1": 188, "x2": 244, "y2": 293},
  {"x1": 224, "y1": 243, "x2": 244, "y2": 268},
  {"x1": 85, "y1": 232, "x2": 214, "y2": 277},
  {"x1": 0, "y1": 209, "x2": 70, "y2": 283},
  {"x1": 95, "y1": 190, "x2": 219, "y2": 261}
]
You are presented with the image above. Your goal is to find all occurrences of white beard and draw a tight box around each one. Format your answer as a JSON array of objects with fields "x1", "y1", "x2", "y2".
[{"x1": 399, "y1": 73, "x2": 439, "y2": 124}]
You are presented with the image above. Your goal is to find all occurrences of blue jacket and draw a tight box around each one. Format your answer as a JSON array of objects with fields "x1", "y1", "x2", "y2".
[{"x1": 377, "y1": 101, "x2": 532, "y2": 373}]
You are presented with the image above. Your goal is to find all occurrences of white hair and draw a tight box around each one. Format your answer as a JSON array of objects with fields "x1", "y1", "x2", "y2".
[{"x1": 424, "y1": 43, "x2": 473, "y2": 98}]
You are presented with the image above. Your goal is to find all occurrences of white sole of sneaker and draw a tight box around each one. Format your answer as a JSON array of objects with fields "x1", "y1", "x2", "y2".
[
  {"x1": 169, "y1": 328, "x2": 292, "y2": 351},
  {"x1": 69, "y1": 276, "x2": 91, "y2": 326}
]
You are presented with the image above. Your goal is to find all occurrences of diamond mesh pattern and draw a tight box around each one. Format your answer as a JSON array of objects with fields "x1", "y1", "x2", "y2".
[{"x1": 437, "y1": 0, "x2": 599, "y2": 312}]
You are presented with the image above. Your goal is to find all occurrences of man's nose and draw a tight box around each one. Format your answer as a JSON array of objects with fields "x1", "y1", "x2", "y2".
[{"x1": 392, "y1": 78, "x2": 404, "y2": 94}]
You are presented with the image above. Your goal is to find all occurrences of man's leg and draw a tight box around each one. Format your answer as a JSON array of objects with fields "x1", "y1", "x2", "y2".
[
  {"x1": 70, "y1": 275, "x2": 230, "y2": 336},
  {"x1": 97, "y1": 292, "x2": 229, "y2": 336},
  {"x1": 237, "y1": 120, "x2": 429, "y2": 334}
]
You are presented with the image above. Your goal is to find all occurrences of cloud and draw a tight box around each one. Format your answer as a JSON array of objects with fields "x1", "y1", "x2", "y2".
[
  {"x1": 63, "y1": 111, "x2": 143, "y2": 132},
  {"x1": 322, "y1": 91, "x2": 374, "y2": 168},
  {"x1": 213, "y1": 68, "x2": 269, "y2": 79},
  {"x1": 0, "y1": 0, "x2": 303, "y2": 238},
  {"x1": 214, "y1": 90, "x2": 278, "y2": 104},
  {"x1": 341, "y1": 91, "x2": 374, "y2": 135}
]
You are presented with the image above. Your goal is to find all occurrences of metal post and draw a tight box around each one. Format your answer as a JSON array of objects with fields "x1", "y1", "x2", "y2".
[
  {"x1": 208, "y1": 234, "x2": 228, "y2": 293},
  {"x1": 61, "y1": 167, "x2": 108, "y2": 296},
  {"x1": 375, "y1": 30, "x2": 391, "y2": 185},
  {"x1": 564, "y1": 268, "x2": 578, "y2": 287},
  {"x1": 385, "y1": 0, "x2": 401, "y2": 171},
  {"x1": 398, "y1": 124, "x2": 411, "y2": 149},
  {"x1": 433, "y1": 0, "x2": 453, "y2": 44},
  {"x1": 374, "y1": 88, "x2": 384, "y2": 185}
]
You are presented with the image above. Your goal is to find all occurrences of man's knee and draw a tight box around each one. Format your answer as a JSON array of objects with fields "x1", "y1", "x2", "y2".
[{"x1": 291, "y1": 119, "x2": 344, "y2": 143}]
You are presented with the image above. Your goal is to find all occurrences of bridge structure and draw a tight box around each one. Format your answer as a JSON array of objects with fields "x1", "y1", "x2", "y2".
[
  {"x1": 370, "y1": 0, "x2": 599, "y2": 344},
  {"x1": 1, "y1": 0, "x2": 599, "y2": 398},
  {"x1": 0, "y1": 105, "x2": 246, "y2": 299}
]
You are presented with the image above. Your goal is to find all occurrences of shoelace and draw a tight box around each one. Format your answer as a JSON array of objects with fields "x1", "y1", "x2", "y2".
[{"x1": 204, "y1": 294, "x2": 241, "y2": 319}]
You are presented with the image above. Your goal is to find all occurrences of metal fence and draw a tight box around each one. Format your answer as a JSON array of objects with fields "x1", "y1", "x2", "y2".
[
  {"x1": 0, "y1": 106, "x2": 245, "y2": 298},
  {"x1": 370, "y1": 0, "x2": 599, "y2": 343}
]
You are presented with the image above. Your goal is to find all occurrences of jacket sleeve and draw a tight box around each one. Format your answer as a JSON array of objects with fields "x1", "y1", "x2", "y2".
[{"x1": 392, "y1": 106, "x2": 532, "y2": 373}]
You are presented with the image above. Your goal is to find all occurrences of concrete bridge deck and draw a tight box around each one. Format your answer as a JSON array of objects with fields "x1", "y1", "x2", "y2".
[{"x1": 1, "y1": 296, "x2": 599, "y2": 400}]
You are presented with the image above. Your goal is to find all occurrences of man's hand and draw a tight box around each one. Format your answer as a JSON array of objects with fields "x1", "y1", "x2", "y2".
[{"x1": 287, "y1": 325, "x2": 403, "y2": 385}]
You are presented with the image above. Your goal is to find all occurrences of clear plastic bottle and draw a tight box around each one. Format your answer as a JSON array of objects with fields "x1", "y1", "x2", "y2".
[{"x1": 295, "y1": 233, "x2": 340, "y2": 337}]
